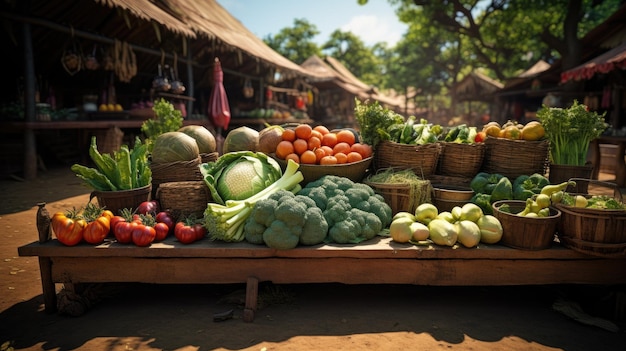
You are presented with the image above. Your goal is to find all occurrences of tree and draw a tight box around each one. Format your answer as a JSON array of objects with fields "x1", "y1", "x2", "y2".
[
  {"x1": 387, "y1": 0, "x2": 621, "y2": 80},
  {"x1": 322, "y1": 30, "x2": 382, "y2": 87},
  {"x1": 263, "y1": 18, "x2": 322, "y2": 64}
]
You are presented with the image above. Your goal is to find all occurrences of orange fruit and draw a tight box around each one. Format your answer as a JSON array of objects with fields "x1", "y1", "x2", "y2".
[
  {"x1": 313, "y1": 125, "x2": 330, "y2": 135},
  {"x1": 307, "y1": 136, "x2": 322, "y2": 150},
  {"x1": 300, "y1": 150, "x2": 317, "y2": 164},
  {"x1": 320, "y1": 155, "x2": 338, "y2": 165},
  {"x1": 334, "y1": 152, "x2": 348, "y2": 164},
  {"x1": 336, "y1": 130, "x2": 356, "y2": 145},
  {"x1": 320, "y1": 146, "x2": 334, "y2": 157},
  {"x1": 322, "y1": 133, "x2": 338, "y2": 148},
  {"x1": 346, "y1": 151, "x2": 363, "y2": 163},
  {"x1": 310, "y1": 130, "x2": 323, "y2": 141},
  {"x1": 333, "y1": 142, "x2": 351, "y2": 155},
  {"x1": 276, "y1": 140, "x2": 294, "y2": 159},
  {"x1": 282, "y1": 128, "x2": 296, "y2": 142},
  {"x1": 285, "y1": 153, "x2": 300, "y2": 164},
  {"x1": 314, "y1": 148, "x2": 326, "y2": 163},
  {"x1": 350, "y1": 143, "x2": 372, "y2": 159},
  {"x1": 293, "y1": 138, "x2": 308, "y2": 155},
  {"x1": 295, "y1": 124, "x2": 312, "y2": 140}
]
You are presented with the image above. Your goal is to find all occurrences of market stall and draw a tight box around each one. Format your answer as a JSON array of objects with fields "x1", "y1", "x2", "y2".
[{"x1": 0, "y1": 0, "x2": 321, "y2": 180}]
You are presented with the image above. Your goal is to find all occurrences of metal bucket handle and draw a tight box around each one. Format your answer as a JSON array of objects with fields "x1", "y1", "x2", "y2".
[{"x1": 567, "y1": 177, "x2": 624, "y2": 202}]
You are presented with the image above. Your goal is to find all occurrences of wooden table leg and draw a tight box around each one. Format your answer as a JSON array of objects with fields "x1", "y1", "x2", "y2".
[
  {"x1": 38, "y1": 257, "x2": 57, "y2": 313},
  {"x1": 243, "y1": 276, "x2": 259, "y2": 322}
]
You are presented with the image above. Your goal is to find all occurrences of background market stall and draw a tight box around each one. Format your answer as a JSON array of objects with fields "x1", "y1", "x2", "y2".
[{"x1": 0, "y1": 0, "x2": 320, "y2": 180}]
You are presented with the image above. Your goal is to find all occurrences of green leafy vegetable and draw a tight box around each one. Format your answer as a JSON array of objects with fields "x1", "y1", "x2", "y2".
[
  {"x1": 200, "y1": 151, "x2": 283, "y2": 205},
  {"x1": 141, "y1": 99, "x2": 184, "y2": 152},
  {"x1": 71, "y1": 136, "x2": 151, "y2": 191},
  {"x1": 204, "y1": 158, "x2": 304, "y2": 242},
  {"x1": 354, "y1": 99, "x2": 404, "y2": 149},
  {"x1": 536, "y1": 100, "x2": 608, "y2": 166}
]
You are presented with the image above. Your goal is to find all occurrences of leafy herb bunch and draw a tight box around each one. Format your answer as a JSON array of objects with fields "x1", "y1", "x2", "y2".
[
  {"x1": 536, "y1": 100, "x2": 608, "y2": 166},
  {"x1": 354, "y1": 99, "x2": 404, "y2": 150},
  {"x1": 141, "y1": 98, "x2": 183, "y2": 152}
]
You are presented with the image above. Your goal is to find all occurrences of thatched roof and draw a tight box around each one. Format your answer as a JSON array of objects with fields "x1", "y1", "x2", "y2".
[
  {"x1": 301, "y1": 55, "x2": 402, "y2": 109},
  {"x1": 454, "y1": 71, "x2": 503, "y2": 102},
  {"x1": 1, "y1": 0, "x2": 316, "y2": 98}
]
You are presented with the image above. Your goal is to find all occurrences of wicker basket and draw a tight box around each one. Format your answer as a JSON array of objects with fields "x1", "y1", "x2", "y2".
[
  {"x1": 492, "y1": 200, "x2": 561, "y2": 250},
  {"x1": 364, "y1": 179, "x2": 432, "y2": 216},
  {"x1": 156, "y1": 181, "x2": 211, "y2": 220},
  {"x1": 481, "y1": 137, "x2": 549, "y2": 179},
  {"x1": 90, "y1": 184, "x2": 152, "y2": 215},
  {"x1": 151, "y1": 156, "x2": 203, "y2": 191},
  {"x1": 200, "y1": 152, "x2": 219, "y2": 164},
  {"x1": 554, "y1": 180, "x2": 626, "y2": 257},
  {"x1": 436, "y1": 142, "x2": 485, "y2": 178},
  {"x1": 94, "y1": 126, "x2": 124, "y2": 155},
  {"x1": 373, "y1": 141, "x2": 442, "y2": 178},
  {"x1": 274, "y1": 156, "x2": 373, "y2": 185}
]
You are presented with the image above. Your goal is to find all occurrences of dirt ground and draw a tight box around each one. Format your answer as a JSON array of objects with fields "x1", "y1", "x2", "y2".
[{"x1": 0, "y1": 166, "x2": 625, "y2": 351}]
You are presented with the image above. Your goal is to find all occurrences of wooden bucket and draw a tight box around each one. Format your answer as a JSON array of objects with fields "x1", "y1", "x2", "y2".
[
  {"x1": 492, "y1": 200, "x2": 561, "y2": 250},
  {"x1": 554, "y1": 178, "x2": 626, "y2": 257}
]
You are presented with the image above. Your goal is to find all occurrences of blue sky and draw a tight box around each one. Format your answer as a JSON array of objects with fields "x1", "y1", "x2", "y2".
[{"x1": 217, "y1": 0, "x2": 408, "y2": 47}]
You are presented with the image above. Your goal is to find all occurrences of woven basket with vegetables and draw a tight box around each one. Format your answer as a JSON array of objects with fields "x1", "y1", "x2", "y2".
[
  {"x1": 71, "y1": 136, "x2": 152, "y2": 214},
  {"x1": 481, "y1": 137, "x2": 549, "y2": 180},
  {"x1": 354, "y1": 100, "x2": 443, "y2": 178},
  {"x1": 554, "y1": 178, "x2": 626, "y2": 257}
]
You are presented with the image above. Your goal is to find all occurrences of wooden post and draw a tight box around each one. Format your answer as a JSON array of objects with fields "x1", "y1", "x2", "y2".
[
  {"x1": 22, "y1": 17, "x2": 38, "y2": 180},
  {"x1": 243, "y1": 276, "x2": 258, "y2": 322}
]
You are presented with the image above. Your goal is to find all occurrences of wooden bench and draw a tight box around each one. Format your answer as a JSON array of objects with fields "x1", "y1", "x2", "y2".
[{"x1": 18, "y1": 236, "x2": 626, "y2": 322}]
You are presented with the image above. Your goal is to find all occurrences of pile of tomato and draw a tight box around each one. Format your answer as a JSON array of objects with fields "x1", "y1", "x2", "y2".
[
  {"x1": 274, "y1": 124, "x2": 373, "y2": 165},
  {"x1": 50, "y1": 200, "x2": 206, "y2": 247}
]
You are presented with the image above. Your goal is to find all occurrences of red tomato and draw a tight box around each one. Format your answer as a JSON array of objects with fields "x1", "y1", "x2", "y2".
[
  {"x1": 193, "y1": 223, "x2": 207, "y2": 241},
  {"x1": 132, "y1": 225, "x2": 156, "y2": 247},
  {"x1": 114, "y1": 221, "x2": 137, "y2": 244},
  {"x1": 109, "y1": 215, "x2": 126, "y2": 235},
  {"x1": 83, "y1": 216, "x2": 111, "y2": 245},
  {"x1": 154, "y1": 222, "x2": 170, "y2": 241},
  {"x1": 136, "y1": 201, "x2": 160, "y2": 215},
  {"x1": 174, "y1": 222, "x2": 198, "y2": 244},
  {"x1": 475, "y1": 131, "x2": 487, "y2": 143},
  {"x1": 155, "y1": 211, "x2": 175, "y2": 235}
]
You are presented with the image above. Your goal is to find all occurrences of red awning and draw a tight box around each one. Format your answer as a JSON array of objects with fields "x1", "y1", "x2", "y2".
[{"x1": 561, "y1": 42, "x2": 626, "y2": 83}]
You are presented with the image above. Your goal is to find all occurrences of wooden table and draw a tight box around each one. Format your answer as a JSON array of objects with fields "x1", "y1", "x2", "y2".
[
  {"x1": 18, "y1": 236, "x2": 626, "y2": 322},
  {"x1": 590, "y1": 136, "x2": 626, "y2": 187}
]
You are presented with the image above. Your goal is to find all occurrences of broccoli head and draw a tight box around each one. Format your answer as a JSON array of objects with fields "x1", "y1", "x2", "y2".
[
  {"x1": 243, "y1": 190, "x2": 329, "y2": 249},
  {"x1": 297, "y1": 175, "x2": 392, "y2": 244}
]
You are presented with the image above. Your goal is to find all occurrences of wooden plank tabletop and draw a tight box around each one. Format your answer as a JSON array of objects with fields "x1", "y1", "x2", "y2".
[{"x1": 18, "y1": 236, "x2": 613, "y2": 261}]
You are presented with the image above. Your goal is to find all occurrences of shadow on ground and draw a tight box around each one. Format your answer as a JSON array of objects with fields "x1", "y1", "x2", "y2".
[{"x1": 1, "y1": 283, "x2": 625, "y2": 351}]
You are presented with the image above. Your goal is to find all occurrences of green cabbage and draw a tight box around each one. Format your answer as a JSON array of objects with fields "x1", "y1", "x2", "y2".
[
  {"x1": 200, "y1": 151, "x2": 282, "y2": 204},
  {"x1": 151, "y1": 131, "x2": 200, "y2": 163}
]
